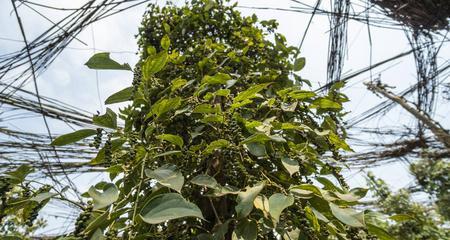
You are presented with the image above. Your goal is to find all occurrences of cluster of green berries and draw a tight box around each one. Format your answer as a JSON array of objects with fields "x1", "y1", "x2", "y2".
[
  {"x1": 0, "y1": 178, "x2": 12, "y2": 223},
  {"x1": 104, "y1": 134, "x2": 113, "y2": 163},
  {"x1": 325, "y1": 163, "x2": 349, "y2": 190},
  {"x1": 90, "y1": 128, "x2": 103, "y2": 149},
  {"x1": 295, "y1": 205, "x2": 319, "y2": 240},
  {"x1": 26, "y1": 185, "x2": 51, "y2": 227},
  {"x1": 132, "y1": 66, "x2": 142, "y2": 97},
  {"x1": 105, "y1": 227, "x2": 118, "y2": 240},
  {"x1": 74, "y1": 201, "x2": 93, "y2": 237}
]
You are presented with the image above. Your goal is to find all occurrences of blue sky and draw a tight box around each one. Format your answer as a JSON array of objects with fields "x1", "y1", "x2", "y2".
[{"x1": 1, "y1": 0, "x2": 449, "y2": 235}]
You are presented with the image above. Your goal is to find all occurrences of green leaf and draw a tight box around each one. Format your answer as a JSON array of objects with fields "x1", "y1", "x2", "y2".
[
  {"x1": 305, "y1": 206, "x2": 320, "y2": 231},
  {"x1": 209, "y1": 185, "x2": 240, "y2": 197},
  {"x1": 281, "y1": 156, "x2": 299, "y2": 176},
  {"x1": 289, "y1": 90, "x2": 316, "y2": 99},
  {"x1": 156, "y1": 134, "x2": 184, "y2": 148},
  {"x1": 232, "y1": 219, "x2": 257, "y2": 240},
  {"x1": 367, "y1": 223, "x2": 394, "y2": 240},
  {"x1": 334, "y1": 188, "x2": 368, "y2": 202},
  {"x1": 171, "y1": 78, "x2": 187, "y2": 91},
  {"x1": 142, "y1": 51, "x2": 168, "y2": 78},
  {"x1": 328, "y1": 133, "x2": 352, "y2": 151},
  {"x1": 204, "y1": 139, "x2": 230, "y2": 154},
  {"x1": 389, "y1": 214, "x2": 413, "y2": 222},
  {"x1": 161, "y1": 35, "x2": 170, "y2": 50},
  {"x1": 145, "y1": 165, "x2": 184, "y2": 193},
  {"x1": 290, "y1": 184, "x2": 322, "y2": 196},
  {"x1": 234, "y1": 83, "x2": 271, "y2": 103},
  {"x1": 215, "y1": 89, "x2": 230, "y2": 97},
  {"x1": 105, "y1": 87, "x2": 133, "y2": 104},
  {"x1": 311, "y1": 207, "x2": 330, "y2": 222},
  {"x1": 90, "y1": 229, "x2": 105, "y2": 240},
  {"x1": 244, "y1": 142, "x2": 267, "y2": 157},
  {"x1": 85, "y1": 52, "x2": 131, "y2": 71},
  {"x1": 93, "y1": 108, "x2": 117, "y2": 129},
  {"x1": 5, "y1": 165, "x2": 33, "y2": 184},
  {"x1": 329, "y1": 203, "x2": 365, "y2": 227},
  {"x1": 153, "y1": 150, "x2": 182, "y2": 158},
  {"x1": 193, "y1": 104, "x2": 221, "y2": 114},
  {"x1": 51, "y1": 129, "x2": 97, "y2": 146},
  {"x1": 202, "y1": 73, "x2": 231, "y2": 85},
  {"x1": 88, "y1": 183, "x2": 119, "y2": 210},
  {"x1": 30, "y1": 192, "x2": 58, "y2": 203},
  {"x1": 211, "y1": 220, "x2": 232, "y2": 240},
  {"x1": 293, "y1": 57, "x2": 306, "y2": 71},
  {"x1": 191, "y1": 175, "x2": 219, "y2": 189},
  {"x1": 268, "y1": 193, "x2": 294, "y2": 223},
  {"x1": 253, "y1": 195, "x2": 270, "y2": 218},
  {"x1": 236, "y1": 182, "x2": 265, "y2": 218},
  {"x1": 150, "y1": 97, "x2": 182, "y2": 118},
  {"x1": 241, "y1": 133, "x2": 286, "y2": 144},
  {"x1": 140, "y1": 193, "x2": 204, "y2": 224},
  {"x1": 311, "y1": 98, "x2": 342, "y2": 110}
]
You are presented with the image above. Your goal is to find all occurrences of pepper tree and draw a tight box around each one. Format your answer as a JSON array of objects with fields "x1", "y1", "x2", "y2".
[{"x1": 51, "y1": 0, "x2": 389, "y2": 239}]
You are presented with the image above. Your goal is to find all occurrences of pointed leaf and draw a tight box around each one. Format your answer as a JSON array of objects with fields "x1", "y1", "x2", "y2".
[
  {"x1": 150, "y1": 97, "x2": 181, "y2": 118},
  {"x1": 51, "y1": 129, "x2": 97, "y2": 146},
  {"x1": 311, "y1": 98, "x2": 341, "y2": 110},
  {"x1": 156, "y1": 134, "x2": 184, "y2": 148},
  {"x1": 145, "y1": 165, "x2": 184, "y2": 192},
  {"x1": 142, "y1": 51, "x2": 168, "y2": 78},
  {"x1": 281, "y1": 156, "x2": 299, "y2": 176},
  {"x1": 204, "y1": 139, "x2": 230, "y2": 154},
  {"x1": 232, "y1": 219, "x2": 257, "y2": 240},
  {"x1": 161, "y1": 35, "x2": 170, "y2": 50},
  {"x1": 233, "y1": 83, "x2": 271, "y2": 103},
  {"x1": 105, "y1": 87, "x2": 133, "y2": 104},
  {"x1": 293, "y1": 57, "x2": 305, "y2": 71},
  {"x1": 88, "y1": 183, "x2": 119, "y2": 210},
  {"x1": 202, "y1": 73, "x2": 231, "y2": 85},
  {"x1": 5, "y1": 165, "x2": 33, "y2": 183},
  {"x1": 236, "y1": 182, "x2": 265, "y2": 218},
  {"x1": 90, "y1": 229, "x2": 105, "y2": 240},
  {"x1": 30, "y1": 192, "x2": 58, "y2": 203},
  {"x1": 93, "y1": 108, "x2": 117, "y2": 129},
  {"x1": 367, "y1": 223, "x2": 394, "y2": 240},
  {"x1": 268, "y1": 193, "x2": 294, "y2": 223},
  {"x1": 140, "y1": 193, "x2": 204, "y2": 224},
  {"x1": 389, "y1": 214, "x2": 413, "y2": 222},
  {"x1": 85, "y1": 52, "x2": 131, "y2": 71},
  {"x1": 253, "y1": 195, "x2": 270, "y2": 218},
  {"x1": 330, "y1": 203, "x2": 365, "y2": 227},
  {"x1": 171, "y1": 78, "x2": 187, "y2": 91},
  {"x1": 153, "y1": 150, "x2": 182, "y2": 158},
  {"x1": 191, "y1": 175, "x2": 219, "y2": 189},
  {"x1": 305, "y1": 206, "x2": 320, "y2": 231},
  {"x1": 244, "y1": 143, "x2": 267, "y2": 157}
]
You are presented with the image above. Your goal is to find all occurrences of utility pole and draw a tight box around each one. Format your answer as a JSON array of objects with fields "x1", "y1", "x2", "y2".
[{"x1": 365, "y1": 81, "x2": 450, "y2": 149}]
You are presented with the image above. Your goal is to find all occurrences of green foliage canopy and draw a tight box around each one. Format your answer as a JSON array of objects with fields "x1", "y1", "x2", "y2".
[{"x1": 5, "y1": 0, "x2": 396, "y2": 239}]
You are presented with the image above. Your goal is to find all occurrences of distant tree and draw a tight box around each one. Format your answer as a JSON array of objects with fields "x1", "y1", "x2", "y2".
[{"x1": 367, "y1": 162, "x2": 450, "y2": 240}]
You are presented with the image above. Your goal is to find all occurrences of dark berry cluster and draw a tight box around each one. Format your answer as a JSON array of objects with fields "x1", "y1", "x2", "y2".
[
  {"x1": 90, "y1": 128, "x2": 103, "y2": 149},
  {"x1": 132, "y1": 66, "x2": 142, "y2": 98},
  {"x1": 105, "y1": 227, "x2": 118, "y2": 240},
  {"x1": 104, "y1": 134, "x2": 113, "y2": 163},
  {"x1": 0, "y1": 178, "x2": 12, "y2": 223},
  {"x1": 26, "y1": 185, "x2": 51, "y2": 227},
  {"x1": 74, "y1": 201, "x2": 93, "y2": 237}
]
